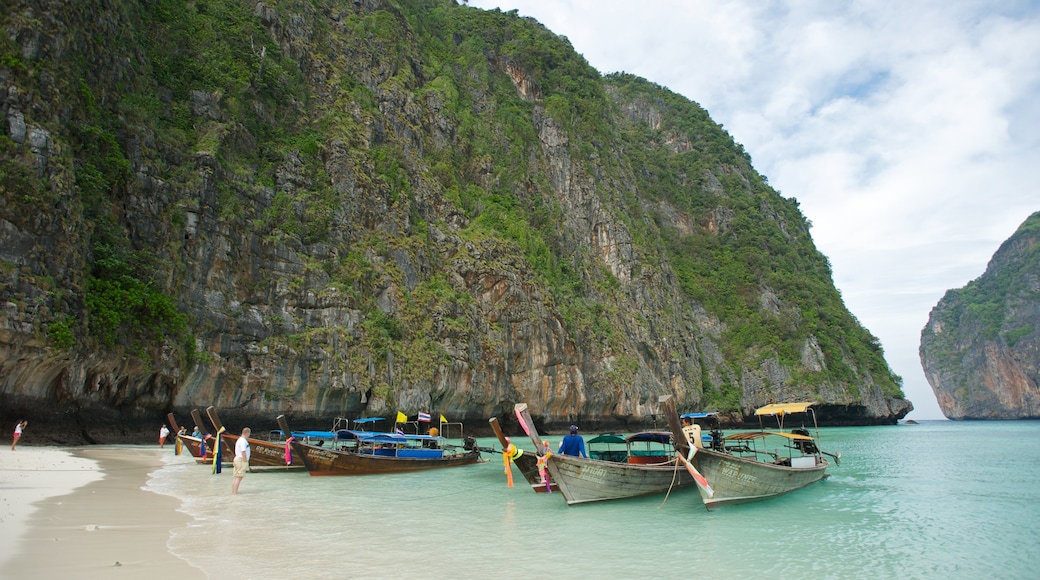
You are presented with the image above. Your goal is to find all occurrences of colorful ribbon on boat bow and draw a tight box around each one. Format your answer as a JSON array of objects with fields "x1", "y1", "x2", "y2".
[
  {"x1": 537, "y1": 441, "x2": 552, "y2": 493},
  {"x1": 502, "y1": 439, "x2": 523, "y2": 487},
  {"x1": 677, "y1": 446, "x2": 714, "y2": 499},
  {"x1": 285, "y1": 436, "x2": 294, "y2": 466},
  {"x1": 212, "y1": 426, "x2": 225, "y2": 474}
]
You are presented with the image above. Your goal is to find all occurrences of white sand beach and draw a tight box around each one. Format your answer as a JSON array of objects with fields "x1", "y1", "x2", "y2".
[{"x1": 0, "y1": 445, "x2": 203, "y2": 578}]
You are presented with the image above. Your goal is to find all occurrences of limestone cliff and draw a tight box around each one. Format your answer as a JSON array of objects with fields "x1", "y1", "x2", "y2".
[
  {"x1": 920, "y1": 212, "x2": 1040, "y2": 419},
  {"x1": 0, "y1": 0, "x2": 910, "y2": 442}
]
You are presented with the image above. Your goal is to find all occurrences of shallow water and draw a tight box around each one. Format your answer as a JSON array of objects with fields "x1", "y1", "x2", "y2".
[{"x1": 144, "y1": 421, "x2": 1040, "y2": 579}]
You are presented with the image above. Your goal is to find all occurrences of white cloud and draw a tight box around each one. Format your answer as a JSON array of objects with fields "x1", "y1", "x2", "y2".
[{"x1": 469, "y1": 0, "x2": 1040, "y2": 419}]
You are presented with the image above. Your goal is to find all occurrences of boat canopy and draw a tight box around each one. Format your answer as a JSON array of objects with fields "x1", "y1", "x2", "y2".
[
  {"x1": 337, "y1": 430, "x2": 444, "y2": 443},
  {"x1": 289, "y1": 430, "x2": 347, "y2": 440},
  {"x1": 625, "y1": 431, "x2": 673, "y2": 445},
  {"x1": 587, "y1": 434, "x2": 626, "y2": 445},
  {"x1": 367, "y1": 433, "x2": 408, "y2": 444},
  {"x1": 680, "y1": 412, "x2": 718, "y2": 419},
  {"x1": 352, "y1": 417, "x2": 385, "y2": 429},
  {"x1": 754, "y1": 402, "x2": 814, "y2": 416},
  {"x1": 724, "y1": 431, "x2": 814, "y2": 442}
]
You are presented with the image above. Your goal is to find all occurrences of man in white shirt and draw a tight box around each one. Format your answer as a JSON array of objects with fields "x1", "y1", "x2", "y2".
[{"x1": 232, "y1": 427, "x2": 251, "y2": 494}]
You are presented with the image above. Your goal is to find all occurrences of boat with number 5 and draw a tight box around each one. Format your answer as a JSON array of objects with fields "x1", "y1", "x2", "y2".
[{"x1": 660, "y1": 395, "x2": 838, "y2": 510}]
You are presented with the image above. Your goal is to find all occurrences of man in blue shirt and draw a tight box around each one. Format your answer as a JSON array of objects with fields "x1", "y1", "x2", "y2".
[{"x1": 557, "y1": 425, "x2": 587, "y2": 458}]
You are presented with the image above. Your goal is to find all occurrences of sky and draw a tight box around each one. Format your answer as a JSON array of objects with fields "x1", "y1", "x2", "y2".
[{"x1": 468, "y1": 0, "x2": 1040, "y2": 419}]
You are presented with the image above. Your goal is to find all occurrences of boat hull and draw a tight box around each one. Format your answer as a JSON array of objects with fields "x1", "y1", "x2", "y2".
[
  {"x1": 203, "y1": 406, "x2": 302, "y2": 469},
  {"x1": 294, "y1": 442, "x2": 483, "y2": 475},
  {"x1": 693, "y1": 448, "x2": 829, "y2": 509},
  {"x1": 548, "y1": 453, "x2": 695, "y2": 505},
  {"x1": 512, "y1": 451, "x2": 558, "y2": 493},
  {"x1": 176, "y1": 435, "x2": 219, "y2": 464},
  {"x1": 221, "y1": 433, "x2": 304, "y2": 469}
]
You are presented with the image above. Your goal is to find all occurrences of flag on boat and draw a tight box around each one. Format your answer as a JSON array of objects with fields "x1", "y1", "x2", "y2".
[
  {"x1": 396, "y1": 411, "x2": 407, "y2": 423},
  {"x1": 212, "y1": 426, "x2": 225, "y2": 474},
  {"x1": 440, "y1": 414, "x2": 448, "y2": 424},
  {"x1": 679, "y1": 447, "x2": 714, "y2": 499},
  {"x1": 418, "y1": 412, "x2": 431, "y2": 422},
  {"x1": 395, "y1": 427, "x2": 405, "y2": 436}
]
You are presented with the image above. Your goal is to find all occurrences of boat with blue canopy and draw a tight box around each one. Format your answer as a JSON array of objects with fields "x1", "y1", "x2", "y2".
[{"x1": 276, "y1": 415, "x2": 484, "y2": 475}]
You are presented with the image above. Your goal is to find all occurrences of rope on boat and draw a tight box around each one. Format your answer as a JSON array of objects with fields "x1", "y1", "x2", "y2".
[{"x1": 658, "y1": 458, "x2": 685, "y2": 508}]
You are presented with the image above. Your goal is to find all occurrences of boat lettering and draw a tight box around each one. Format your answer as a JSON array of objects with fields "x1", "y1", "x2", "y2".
[
  {"x1": 718, "y1": 462, "x2": 757, "y2": 485},
  {"x1": 312, "y1": 449, "x2": 337, "y2": 462},
  {"x1": 571, "y1": 464, "x2": 621, "y2": 485},
  {"x1": 253, "y1": 446, "x2": 280, "y2": 458}
]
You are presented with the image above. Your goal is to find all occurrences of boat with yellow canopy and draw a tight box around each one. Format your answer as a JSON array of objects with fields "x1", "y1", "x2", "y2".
[{"x1": 661, "y1": 397, "x2": 839, "y2": 510}]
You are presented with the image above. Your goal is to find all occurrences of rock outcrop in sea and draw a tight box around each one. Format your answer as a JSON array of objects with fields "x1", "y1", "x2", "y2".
[{"x1": 920, "y1": 211, "x2": 1040, "y2": 419}]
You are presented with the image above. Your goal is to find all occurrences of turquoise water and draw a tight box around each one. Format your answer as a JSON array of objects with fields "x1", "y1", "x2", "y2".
[{"x1": 145, "y1": 421, "x2": 1040, "y2": 579}]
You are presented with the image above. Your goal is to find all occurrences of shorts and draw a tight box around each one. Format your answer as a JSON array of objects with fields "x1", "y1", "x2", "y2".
[{"x1": 233, "y1": 456, "x2": 249, "y2": 477}]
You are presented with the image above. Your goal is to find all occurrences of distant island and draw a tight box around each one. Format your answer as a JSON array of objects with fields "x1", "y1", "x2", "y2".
[{"x1": 921, "y1": 211, "x2": 1040, "y2": 419}]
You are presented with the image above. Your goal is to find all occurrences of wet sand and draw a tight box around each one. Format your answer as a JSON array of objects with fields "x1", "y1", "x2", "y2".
[{"x1": 0, "y1": 445, "x2": 203, "y2": 578}]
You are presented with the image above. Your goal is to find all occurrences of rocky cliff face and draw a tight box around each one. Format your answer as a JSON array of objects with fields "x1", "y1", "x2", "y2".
[
  {"x1": 0, "y1": 0, "x2": 910, "y2": 442},
  {"x1": 920, "y1": 212, "x2": 1040, "y2": 419}
]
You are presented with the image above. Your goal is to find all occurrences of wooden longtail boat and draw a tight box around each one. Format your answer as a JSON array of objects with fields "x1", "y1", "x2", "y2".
[
  {"x1": 192, "y1": 408, "x2": 235, "y2": 461},
  {"x1": 488, "y1": 416, "x2": 558, "y2": 493},
  {"x1": 205, "y1": 407, "x2": 303, "y2": 470},
  {"x1": 513, "y1": 403, "x2": 694, "y2": 505},
  {"x1": 276, "y1": 415, "x2": 483, "y2": 476},
  {"x1": 660, "y1": 395, "x2": 838, "y2": 510},
  {"x1": 167, "y1": 411, "x2": 215, "y2": 464}
]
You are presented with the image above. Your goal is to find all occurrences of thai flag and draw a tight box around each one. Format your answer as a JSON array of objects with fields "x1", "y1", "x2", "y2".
[
  {"x1": 395, "y1": 427, "x2": 405, "y2": 436},
  {"x1": 417, "y1": 412, "x2": 431, "y2": 422}
]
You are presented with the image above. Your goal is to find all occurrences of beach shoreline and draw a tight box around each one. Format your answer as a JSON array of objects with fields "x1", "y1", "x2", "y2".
[{"x1": 0, "y1": 444, "x2": 204, "y2": 578}]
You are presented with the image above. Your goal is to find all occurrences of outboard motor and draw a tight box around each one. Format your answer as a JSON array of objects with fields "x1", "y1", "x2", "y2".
[
  {"x1": 791, "y1": 427, "x2": 818, "y2": 454},
  {"x1": 463, "y1": 435, "x2": 478, "y2": 452},
  {"x1": 711, "y1": 427, "x2": 724, "y2": 451}
]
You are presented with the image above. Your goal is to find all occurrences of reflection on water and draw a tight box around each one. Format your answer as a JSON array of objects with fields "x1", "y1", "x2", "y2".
[{"x1": 146, "y1": 422, "x2": 1040, "y2": 579}]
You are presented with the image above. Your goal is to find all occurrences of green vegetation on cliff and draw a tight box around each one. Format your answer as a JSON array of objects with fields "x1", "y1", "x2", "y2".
[
  {"x1": 925, "y1": 212, "x2": 1040, "y2": 357},
  {"x1": 0, "y1": 0, "x2": 905, "y2": 417}
]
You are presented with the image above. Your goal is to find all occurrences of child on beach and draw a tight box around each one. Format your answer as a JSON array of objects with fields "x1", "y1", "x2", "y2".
[
  {"x1": 159, "y1": 424, "x2": 170, "y2": 448},
  {"x1": 11, "y1": 420, "x2": 27, "y2": 450}
]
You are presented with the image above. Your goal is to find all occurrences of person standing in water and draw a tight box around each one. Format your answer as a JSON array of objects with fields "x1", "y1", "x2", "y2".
[
  {"x1": 11, "y1": 420, "x2": 27, "y2": 450},
  {"x1": 232, "y1": 427, "x2": 251, "y2": 494},
  {"x1": 159, "y1": 424, "x2": 170, "y2": 448}
]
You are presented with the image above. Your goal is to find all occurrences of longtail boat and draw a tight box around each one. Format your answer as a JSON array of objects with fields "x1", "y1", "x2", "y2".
[
  {"x1": 488, "y1": 416, "x2": 558, "y2": 493},
  {"x1": 513, "y1": 403, "x2": 693, "y2": 505},
  {"x1": 205, "y1": 407, "x2": 303, "y2": 470},
  {"x1": 276, "y1": 415, "x2": 483, "y2": 476},
  {"x1": 192, "y1": 408, "x2": 235, "y2": 461},
  {"x1": 660, "y1": 395, "x2": 838, "y2": 510},
  {"x1": 167, "y1": 411, "x2": 216, "y2": 463}
]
